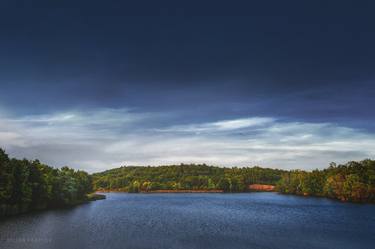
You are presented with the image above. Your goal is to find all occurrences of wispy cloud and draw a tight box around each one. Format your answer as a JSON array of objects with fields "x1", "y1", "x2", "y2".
[
  {"x1": 159, "y1": 117, "x2": 274, "y2": 133},
  {"x1": 0, "y1": 108, "x2": 374, "y2": 172}
]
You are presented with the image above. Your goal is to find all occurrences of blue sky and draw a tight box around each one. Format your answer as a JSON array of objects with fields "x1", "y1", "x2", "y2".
[{"x1": 0, "y1": 1, "x2": 374, "y2": 172}]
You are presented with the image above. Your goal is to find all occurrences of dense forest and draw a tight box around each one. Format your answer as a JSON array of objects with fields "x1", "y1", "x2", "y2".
[
  {"x1": 92, "y1": 164, "x2": 287, "y2": 192},
  {"x1": 277, "y1": 160, "x2": 375, "y2": 202},
  {"x1": 0, "y1": 149, "x2": 93, "y2": 217},
  {"x1": 93, "y1": 160, "x2": 375, "y2": 203}
]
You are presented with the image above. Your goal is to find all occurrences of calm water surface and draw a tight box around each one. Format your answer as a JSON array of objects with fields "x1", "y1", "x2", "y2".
[{"x1": 0, "y1": 193, "x2": 374, "y2": 249}]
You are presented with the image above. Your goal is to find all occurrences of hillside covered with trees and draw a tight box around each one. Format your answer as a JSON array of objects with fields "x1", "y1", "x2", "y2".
[
  {"x1": 92, "y1": 164, "x2": 286, "y2": 192},
  {"x1": 0, "y1": 149, "x2": 93, "y2": 217},
  {"x1": 93, "y1": 160, "x2": 375, "y2": 203}
]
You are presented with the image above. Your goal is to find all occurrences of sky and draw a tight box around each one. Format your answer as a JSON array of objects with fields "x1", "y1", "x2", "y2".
[{"x1": 0, "y1": 1, "x2": 374, "y2": 172}]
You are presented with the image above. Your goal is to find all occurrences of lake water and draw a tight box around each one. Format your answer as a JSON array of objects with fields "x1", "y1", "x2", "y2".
[{"x1": 0, "y1": 193, "x2": 374, "y2": 249}]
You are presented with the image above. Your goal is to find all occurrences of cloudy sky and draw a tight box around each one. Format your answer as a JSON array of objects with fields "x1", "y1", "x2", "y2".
[{"x1": 0, "y1": 1, "x2": 374, "y2": 172}]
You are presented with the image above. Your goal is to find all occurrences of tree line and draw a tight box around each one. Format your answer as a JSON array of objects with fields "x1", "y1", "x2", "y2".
[
  {"x1": 92, "y1": 164, "x2": 286, "y2": 192},
  {"x1": 276, "y1": 160, "x2": 375, "y2": 202},
  {"x1": 1, "y1": 146, "x2": 374, "y2": 214},
  {"x1": 93, "y1": 160, "x2": 375, "y2": 203},
  {"x1": 0, "y1": 149, "x2": 93, "y2": 217}
]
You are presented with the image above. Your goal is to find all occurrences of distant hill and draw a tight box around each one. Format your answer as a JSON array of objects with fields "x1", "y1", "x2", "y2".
[
  {"x1": 92, "y1": 164, "x2": 285, "y2": 193},
  {"x1": 92, "y1": 160, "x2": 375, "y2": 203}
]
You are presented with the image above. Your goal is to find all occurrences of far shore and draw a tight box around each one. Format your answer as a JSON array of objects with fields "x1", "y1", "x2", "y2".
[
  {"x1": 96, "y1": 184, "x2": 276, "y2": 194},
  {"x1": 97, "y1": 189, "x2": 225, "y2": 193}
]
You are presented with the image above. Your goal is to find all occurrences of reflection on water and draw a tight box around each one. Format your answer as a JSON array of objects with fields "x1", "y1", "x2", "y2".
[{"x1": 1, "y1": 193, "x2": 374, "y2": 249}]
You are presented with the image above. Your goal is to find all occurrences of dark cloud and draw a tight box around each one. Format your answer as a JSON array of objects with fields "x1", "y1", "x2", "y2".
[{"x1": 0, "y1": 1, "x2": 374, "y2": 169}]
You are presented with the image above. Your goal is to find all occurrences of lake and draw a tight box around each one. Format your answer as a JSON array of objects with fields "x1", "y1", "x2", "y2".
[{"x1": 0, "y1": 193, "x2": 374, "y2": 249}]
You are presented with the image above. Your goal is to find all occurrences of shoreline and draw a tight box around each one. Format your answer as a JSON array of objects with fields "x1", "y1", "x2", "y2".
[
  {"x1": 96, "y1": 189, "x2": 279, "y2": 194},
  {"x1": 97, "y1": 189, "x2": 225, "y2": 193},
  {"x1": 0, "y1": 193, "x2": 106, "y2": 219},
  {"x1": 96, "y1": 191, "x2": 375, "y2": 204}
]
